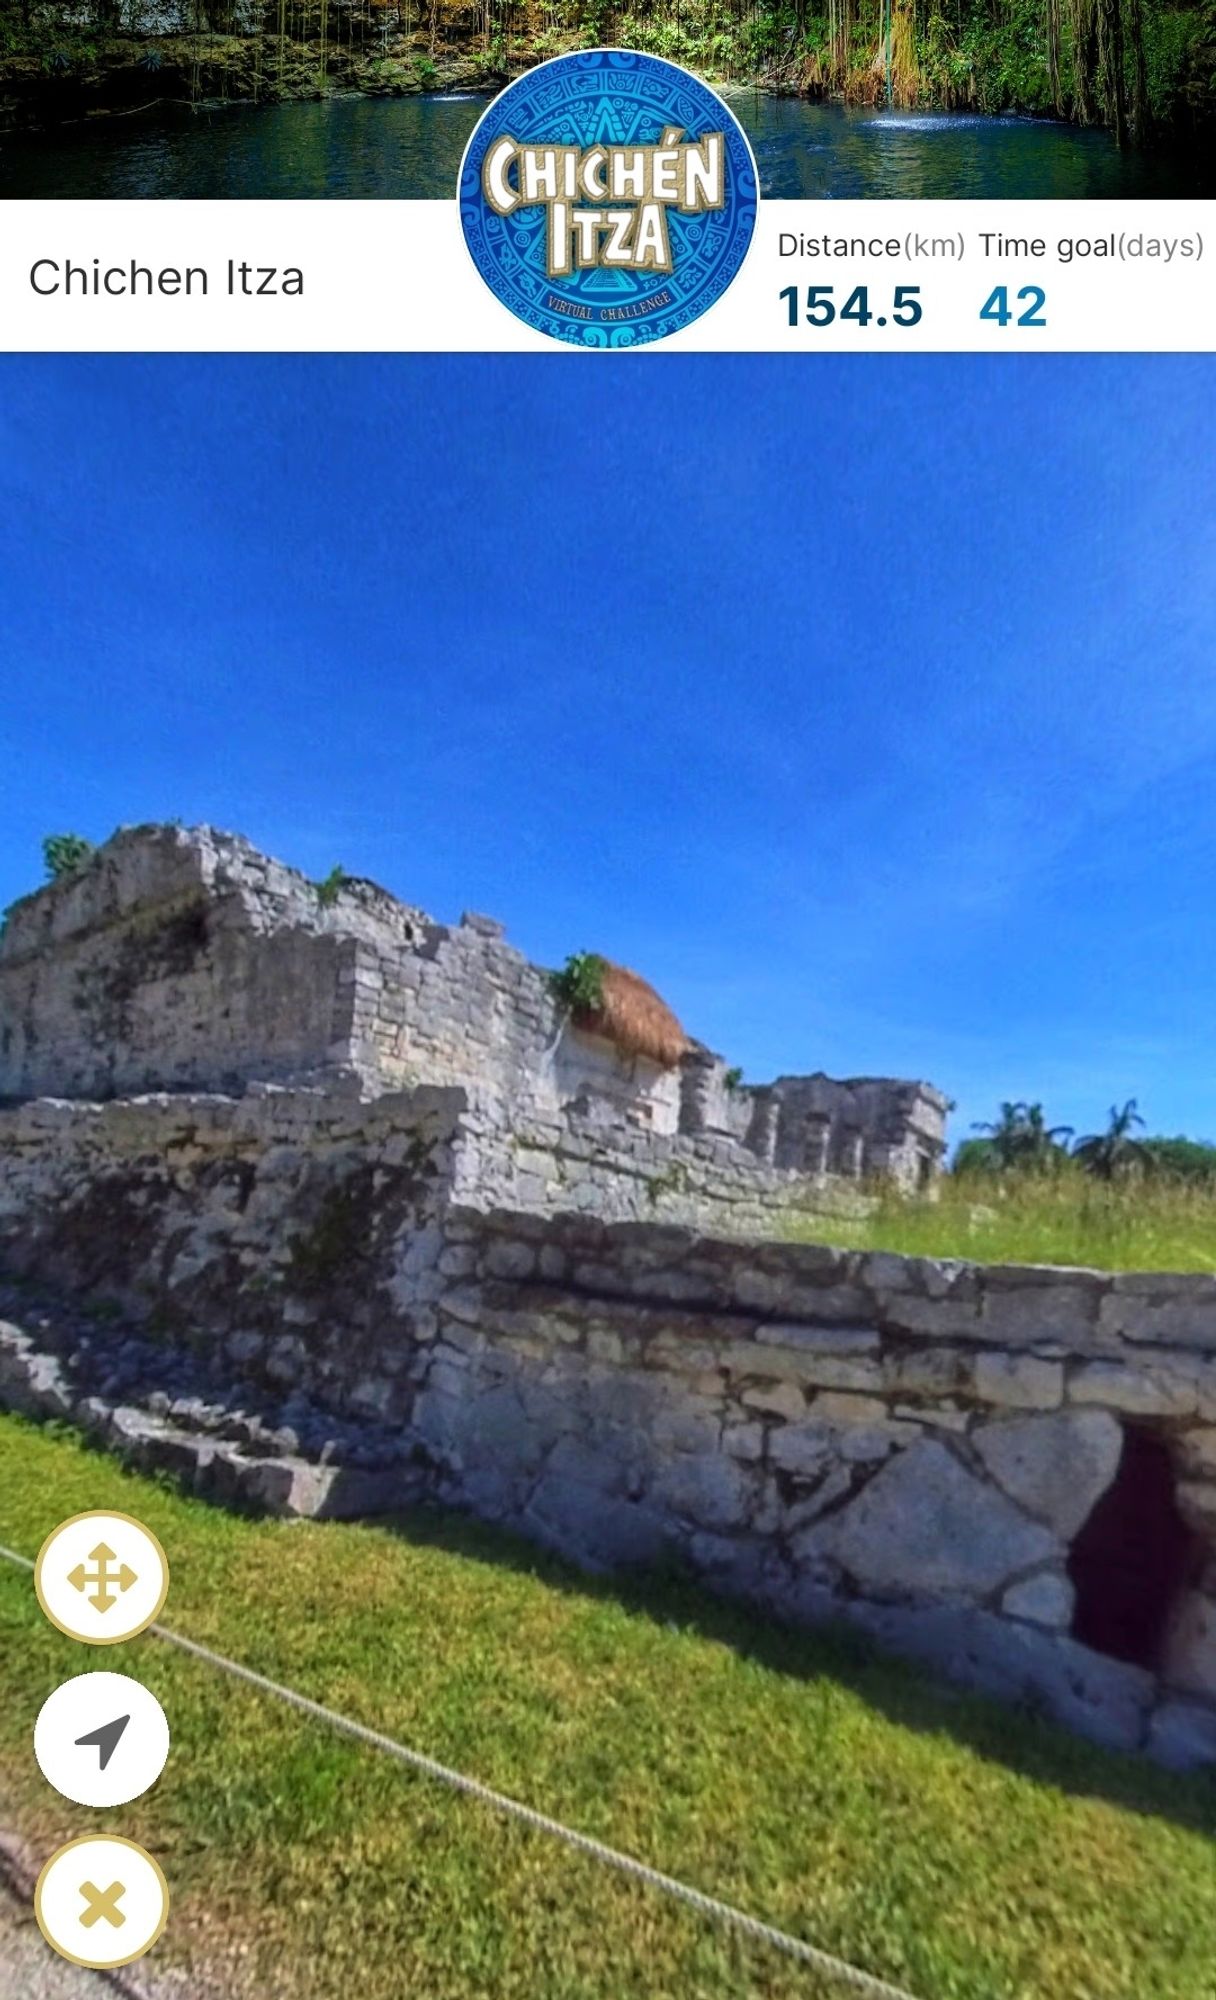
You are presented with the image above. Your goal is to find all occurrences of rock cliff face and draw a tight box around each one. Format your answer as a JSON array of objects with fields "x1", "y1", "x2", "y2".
[{"x1": 3, "y1": 826, "x2": 1213, "y2": 1766}]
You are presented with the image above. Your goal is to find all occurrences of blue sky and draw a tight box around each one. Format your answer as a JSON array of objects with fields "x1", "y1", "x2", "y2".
[{"x1": 2, "y1": 354, "x2": 1214, "y2": 1148}]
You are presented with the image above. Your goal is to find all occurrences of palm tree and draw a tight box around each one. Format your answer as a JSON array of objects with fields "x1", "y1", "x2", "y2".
[
  {"x1": 1072, "y1": 1099, "x2": 1152, "y2": 1180},
  {"x1": 969, "y1": 1100, "x2": 1073, "y2": 1171}
]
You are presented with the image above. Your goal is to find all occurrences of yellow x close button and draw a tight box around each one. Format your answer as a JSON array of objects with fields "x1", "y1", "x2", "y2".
[{"x1": 35, "y1": 1835, "x2": 169, "y2": 1970}]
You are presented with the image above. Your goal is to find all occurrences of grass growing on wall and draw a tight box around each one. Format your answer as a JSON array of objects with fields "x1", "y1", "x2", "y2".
[
  {"x1": 790, "y1": 1169, "x2": 1216, "y2": 1272},
  {"x1": 1, "y1": 1416, "x2": 1214, "y2": 1999}
]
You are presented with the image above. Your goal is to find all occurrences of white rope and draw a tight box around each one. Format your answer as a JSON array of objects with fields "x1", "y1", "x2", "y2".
[{"x1": 0, "y1": 1540, "x2": 920, "y2": 2000}]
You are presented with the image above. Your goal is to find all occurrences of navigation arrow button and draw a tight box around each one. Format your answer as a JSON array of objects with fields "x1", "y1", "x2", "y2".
[{"x1": 74, "y1": 1715, "x2": 131, "y2": 1772}]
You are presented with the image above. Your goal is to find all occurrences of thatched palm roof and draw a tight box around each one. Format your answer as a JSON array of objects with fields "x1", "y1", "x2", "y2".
[{"x1": 575, "y1": 961, "x2": 689, "y2": 1069}]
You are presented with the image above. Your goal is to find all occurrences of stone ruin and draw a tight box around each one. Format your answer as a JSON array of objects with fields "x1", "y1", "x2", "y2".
[
  {"x1": 1, "y1": 823, "x2": 1215, "y2": 1771},
  {"x1": 0, "y1": 823, "x2": 948, "y2": 1205}
]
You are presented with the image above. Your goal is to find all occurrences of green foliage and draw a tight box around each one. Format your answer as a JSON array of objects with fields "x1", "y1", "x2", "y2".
[
  {"x1": 723, "y1": 1066, "x2": 745, "y2": 1091},
  {"x1": 961, "y1": 1095, "x2": 1216, "y2": 1187},
  {"x1": 869, "y1": 1094, "x2": 1216, "y2": 1266},
  {"x1": 1072, "y1": 1098, "x2": 1152, "y2": 1181},
  {"x1": 2, "y1": 1415, "x2": 1215, "y2": 2000},
  {"x1": 793, "y1": 1163, "x2": 1216, "y2": 1272},
  {"x1": 3, "y1": 0, "x2": 1209, "y2": 140},
  {"x1": 1146, "y1": 1135, "x2": 1216, "y2": 1181},
  {"x1": 549, "y1": 950, "x2": 608, "y2": 1015},
  {"x1": 471, "y1": 37, "x2": 508, "y2": 72},
  {"x1": 41, "y1": 832, "x2": 94, "y2": 881},
  {"x1": 967, "y1": 1099, "x2": 1074, "y2": 1171},
  {"x1": 313, "y1": 864, "x2": 349, "y2": 907}
]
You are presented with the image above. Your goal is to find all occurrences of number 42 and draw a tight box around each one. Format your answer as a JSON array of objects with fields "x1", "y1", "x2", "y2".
[{"x1": 980, "y1": 285, "x2": 1047, "y2": 328}]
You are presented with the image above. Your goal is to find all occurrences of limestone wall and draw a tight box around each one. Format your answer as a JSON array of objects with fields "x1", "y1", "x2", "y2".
[
  {"x1": 0, "y1": 825, "x2": 949, "y2": 1193},
  {"x1": 0, "y1": 825, "x2": 420, "y2": 1100},
  {"x1": 417, "y1": 1211, "x2": 1216, "y2": 1765},
  {"x1": 1, "y1": 1084, "x2": 1214, "y2": 1768}
]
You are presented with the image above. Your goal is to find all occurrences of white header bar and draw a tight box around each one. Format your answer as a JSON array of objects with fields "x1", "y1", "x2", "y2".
[{"x1": 1, "y1": 198, "x2": 1209, "y2": 351}]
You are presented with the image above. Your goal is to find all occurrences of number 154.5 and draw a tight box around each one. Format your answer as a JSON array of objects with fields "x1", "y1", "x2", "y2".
[{"x1": 778, "y1": 284, "x2": 923, "y2": 327}]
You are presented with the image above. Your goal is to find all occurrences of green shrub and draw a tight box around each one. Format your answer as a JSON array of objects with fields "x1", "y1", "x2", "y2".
[
  {"x1": 549, "y1": 950, "x2": 608, "y2": 1014},
  {"x1": 42, "y1": 833, "x2": 94, "y2": 882},
  {"x1": 313, "y1": 865, "x2": 350, "y2": 907}
]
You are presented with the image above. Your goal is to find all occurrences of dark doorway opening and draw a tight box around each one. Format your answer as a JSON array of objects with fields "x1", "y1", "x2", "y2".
[{"x1": 1068, "y1": 1426, "x2": 1200, "y2": 1670}]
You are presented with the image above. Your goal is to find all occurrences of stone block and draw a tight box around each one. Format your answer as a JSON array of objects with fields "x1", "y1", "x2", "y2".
[
  {"x1": 894, "y1": 1403, "x2": 968, "y2": 1432},
  {"x1": 804, "y1": 1438, "x2": 1059, "y2": 1602},
  {"x1": 768, "y1": 1425, "x2": 834, "y2": 1481},
  {"x1": 844, "y1": 1601, "x2": 1153, "y2": 1752},
  {"x1": 225, "y1": 1329, "x2": 265, "y2": 1365},
  {"x1": 1177, "y1": 1481, "x2": 1216, "y2": 1539},
  {"x1": 437, "y1": 1244, "x2": 476, "y2": 1278},
  {"x1": 1145, "y1": 1699, "x2": 1216, "y2": 1771},
  {"x1": 1176, "y1": 1429, "x2": 1216, "y2": 1478},
  {"x1": 347, "y1": 1375, "x2": 398, "y2": 1421},
  {"x1": 980, "y1": 1282, "x2": 1099, "y2": 1350},
  {"x1": 717, "y1": 1339, "x2": 817, "y2": 1384},
  {"x1": 650, "y1": 1451, "x2": 757, "y2": 1534},
  {"x1": 524, "y1": 1482, "x2": 670, "y2": 1572},
  {"x1": 265, "y1": 1334, "x2": 308, "y2": 1386},
  {"x1": 811, "y1": 1392, "x2": 891, "y2": 1427},
  {"x1": 1068, "y1": 1360, "x2": 1197, "y2": 1419},
  {"x1": 649, "y1": 1404, "x2": 723, "y2": 1455},
  {"x1": 810, "y1": 1355, "x2": 889, "y2": 1393},
  {"x1": 785, "y1": 1464, "x2": 854, "y2": 1533},
  {"x1": 1163, "y1": 1590, "x2": 1216, "y2": 1700},
  {"x1": 973, "y1": 1351, "x2": 1064, "y2": 1410},
  {"x1": 1001, "y1": 1570, "x2": 1075, "y2": 1629},
  {"x1": 686, "y1": 1531, "x2": 775, "y2": 1600},
  {"x1": 722, "y1": 1421, "x2": 765, "y2": 1462},
  {"x1": 765, "y1": 1323, "x2": 881, "y2": 1355},
  {"x1": 1101, "y1": 1279, "x2": 1216, "y2": 1350},
  {"x1": 884, "y1": 1347, "x2": 972, "y2": 1398},
  {"x1": 240, "y1": 1457, "x2": 340, "y2": 1517},
  {"x1": 871, "y1": 1295, "x2": 982, "y2": 1340},
  {"x1": 741, "y1": 1381, "x2": 806, "y2": 1421},
  {"x1": 481, "y1": 1238, "x2": 536, "y2": 1280},
  {"x1": 973, "y1": 1410, "x2": 1122, "y2": 1538}
]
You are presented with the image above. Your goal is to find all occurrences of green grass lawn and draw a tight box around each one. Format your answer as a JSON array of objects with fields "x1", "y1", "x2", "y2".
[
  {"x1": 796, "y1": 1172, "x2": 1216, "y2": 1274},
  {"x1": 1, "y1": 1416, "x2": 1214, "y2": 2000}
]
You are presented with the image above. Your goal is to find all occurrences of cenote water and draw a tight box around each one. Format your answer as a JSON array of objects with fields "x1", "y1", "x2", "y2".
[{"x1": 0, "y1": 90, "x2": 1192, "y2": 199}]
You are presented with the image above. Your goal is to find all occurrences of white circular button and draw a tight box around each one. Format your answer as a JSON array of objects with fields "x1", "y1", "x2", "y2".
[
  {"x1": 35, "y1": 1511, "x2": 169, "y2": 1646},
  {"x1": 35, "y1": 1834, "x2": 169, "y2": 1970},
  {"x1": 34, "y1": 1672, "x2": 170, "y2": 1808}
]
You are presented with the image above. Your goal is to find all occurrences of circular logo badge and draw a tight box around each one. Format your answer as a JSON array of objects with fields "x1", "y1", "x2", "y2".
[{"x1": 459, "y1": 50, "x2": 758, "y2": 348}]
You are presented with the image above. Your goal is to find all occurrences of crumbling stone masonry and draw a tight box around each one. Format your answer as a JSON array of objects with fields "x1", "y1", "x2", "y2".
[
  {"x1": 0, "y1": 824, "x2": 948, "y2": 1202},
  {"x1": 1, "y1": 828, "x2": 1214, "y2": 1769}
]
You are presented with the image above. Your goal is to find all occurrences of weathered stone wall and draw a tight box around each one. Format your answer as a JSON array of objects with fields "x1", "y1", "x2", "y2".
[
  {"x1": 0, "y1": 1086, "x2": 461, "y2": 1415},
  {"x1": 415, "y1": 1211, "x2": 1216, "y2": 1765},
  {"x1": 0, "y1": 825, "x2": 948, "y2": 1194},
  {"x1": 1, "y1": 1086, "x2": 1214, "y2": 1768},
  {"x1": 0, "y1": 826, "x2": 425, "y2": 1101}
]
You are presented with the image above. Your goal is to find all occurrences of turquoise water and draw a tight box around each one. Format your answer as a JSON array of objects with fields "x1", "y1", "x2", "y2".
[{"x1": 1, "y1": 90, "x2": 1194, "y2": 199}]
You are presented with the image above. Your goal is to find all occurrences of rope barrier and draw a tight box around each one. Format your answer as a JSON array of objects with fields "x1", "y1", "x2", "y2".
[{"x1": 0, "y1": 1539, "x2": 921, "y2": 2000}]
